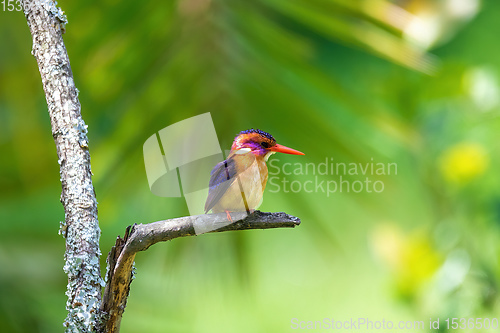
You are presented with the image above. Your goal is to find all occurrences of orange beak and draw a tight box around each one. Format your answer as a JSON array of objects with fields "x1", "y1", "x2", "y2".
[{"x1": 270, "y1": 144, "x2": 305, "y2": 155}]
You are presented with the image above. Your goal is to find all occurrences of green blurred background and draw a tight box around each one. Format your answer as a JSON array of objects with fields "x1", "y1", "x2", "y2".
[{"x1": 1, "y1": 0, "x2": 500, "y2": 332}]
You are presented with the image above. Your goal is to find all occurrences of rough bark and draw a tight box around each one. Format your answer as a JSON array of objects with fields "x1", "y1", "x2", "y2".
[
  {"x1": 99, "y1": 211, "x2": 301, "y2": 333},
  {"x1": 22, "y1": 1, "x2": 103, "y2": 332}
]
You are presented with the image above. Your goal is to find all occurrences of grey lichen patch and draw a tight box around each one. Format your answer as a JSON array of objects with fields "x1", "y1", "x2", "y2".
[
  {"x1": 63, "y1": 255, "x2": 83, "y2": 278},
  {"x1": 63, "y1": 250, "x2": 104, "y2": 332},
  {"x1": 131, "y1": 262, "x2": 137, "y2": 280},
  {"x1": 74, "y1": 117, "x2": 89, "y2": 149},
  {"x1": 64, "y1": 280, "x2": 102, "y2": 332},
  {"x1": 59, "y1": 220, "x2": 67, "y2": 237},
  {"x1": 61, "y1": 189, "x2": 103, "y2": 332},
  {"x1": 40, "y1": 0, "x2": 68, "y2": 30}
]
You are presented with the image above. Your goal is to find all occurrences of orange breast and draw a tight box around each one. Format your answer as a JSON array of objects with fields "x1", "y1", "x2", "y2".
[{"x1": 211, "y1": 153, "x2": 268, "y2": 213}]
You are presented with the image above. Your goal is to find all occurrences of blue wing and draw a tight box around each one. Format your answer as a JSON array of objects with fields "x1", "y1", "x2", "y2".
[{"x1": 204, "y1": 157, "x2": 238, "y2": 213}]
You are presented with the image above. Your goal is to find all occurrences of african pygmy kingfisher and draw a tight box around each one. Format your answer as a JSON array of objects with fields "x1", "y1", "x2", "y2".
[{"x1": 204, "y1": 129, "x2": 304, "y2": 219}]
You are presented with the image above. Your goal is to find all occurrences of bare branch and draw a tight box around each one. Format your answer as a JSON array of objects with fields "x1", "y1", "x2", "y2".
[
  {"x1": 99, "y1": 211, "x2": 300, "y2": 333},
  {"x1": 23, "y1": 1, "x2": 103, "y2": 332}
]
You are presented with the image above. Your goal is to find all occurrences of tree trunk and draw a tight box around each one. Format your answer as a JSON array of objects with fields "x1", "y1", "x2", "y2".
[{"x1": 22, "y1": 1, "x2": 103, "y2": 332}]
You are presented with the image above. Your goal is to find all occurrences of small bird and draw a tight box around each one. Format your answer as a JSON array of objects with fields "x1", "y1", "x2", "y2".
[{"x1": 205, "y1": 129, "x2": 304, "y2": 219}]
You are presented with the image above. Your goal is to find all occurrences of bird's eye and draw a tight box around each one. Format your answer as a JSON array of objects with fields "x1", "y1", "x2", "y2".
[{"x1": 260, "y1": 142, "x2": 270, "y2": 148}]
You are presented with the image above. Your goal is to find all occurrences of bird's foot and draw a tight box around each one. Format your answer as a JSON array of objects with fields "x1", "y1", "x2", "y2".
[{"x1": 224, "y1": 210, "x2": 234, "y2": 223}]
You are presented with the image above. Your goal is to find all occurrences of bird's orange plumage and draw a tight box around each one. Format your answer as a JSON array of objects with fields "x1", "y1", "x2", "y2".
[{"x1": 205, "y1": 129, "x2": 304, "y2": 215}]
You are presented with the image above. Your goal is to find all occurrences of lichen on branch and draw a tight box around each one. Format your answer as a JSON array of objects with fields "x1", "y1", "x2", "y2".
[{"x1": 22, "y1": 1, "x2": 103, "y2": 332}]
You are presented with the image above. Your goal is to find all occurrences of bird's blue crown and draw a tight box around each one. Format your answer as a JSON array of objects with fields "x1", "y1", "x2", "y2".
[{"x1": 238, "y1": 129, "x2": 276, "y2": 143}]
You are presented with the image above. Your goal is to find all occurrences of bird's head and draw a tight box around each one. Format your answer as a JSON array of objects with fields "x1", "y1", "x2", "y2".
[{"x1": 231, "y1": 129, "x2": 304, "y2": 161}]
